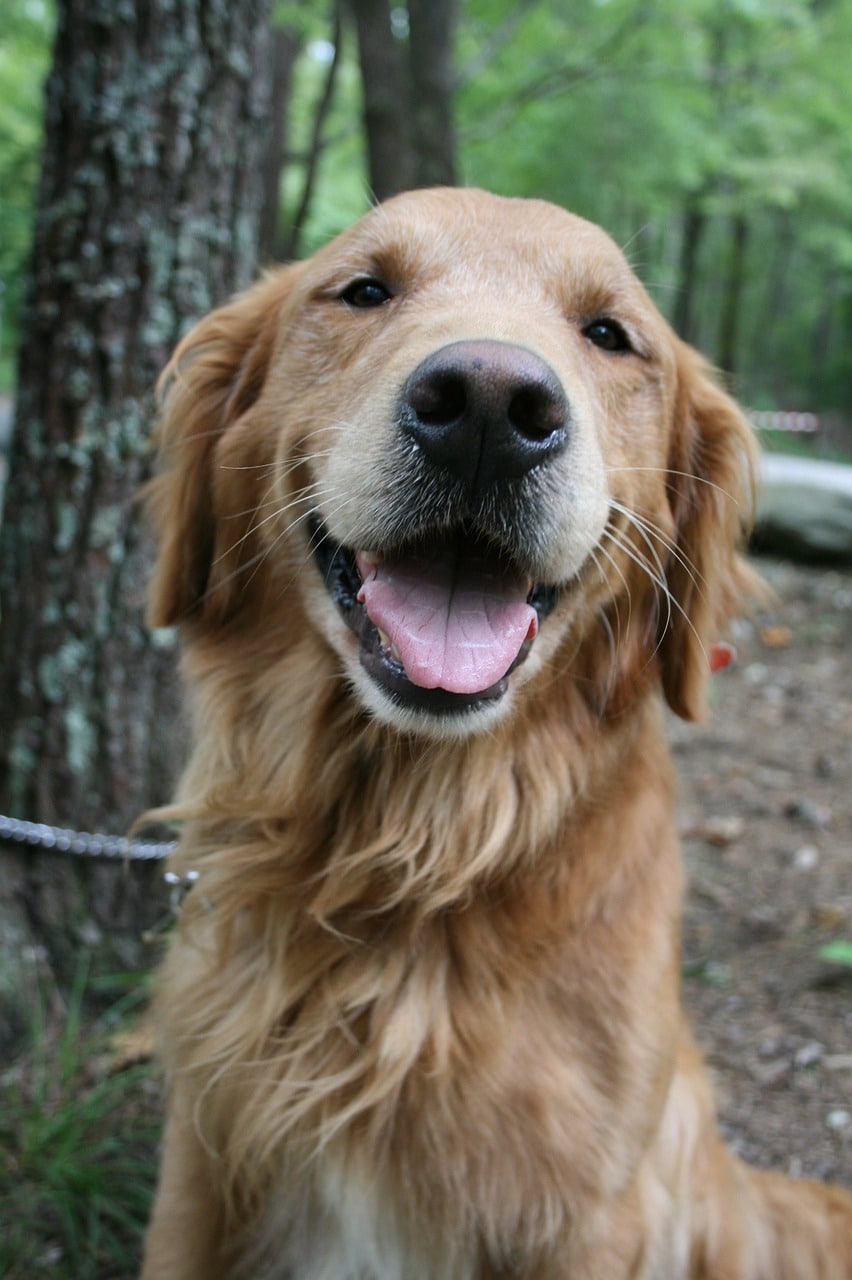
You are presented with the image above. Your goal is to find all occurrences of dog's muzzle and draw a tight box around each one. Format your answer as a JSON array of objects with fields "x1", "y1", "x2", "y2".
[
  {"x1": 311, "y1": 342, "x2": 567, "y2": 716},
  {"x1": 312, "y1": 521, "x2": 556, "y2": 716}
]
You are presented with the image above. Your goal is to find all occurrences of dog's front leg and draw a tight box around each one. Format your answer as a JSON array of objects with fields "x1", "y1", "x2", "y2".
[{"x1": 140, "y1": 1082, "x2": 227, "y2": 1279}]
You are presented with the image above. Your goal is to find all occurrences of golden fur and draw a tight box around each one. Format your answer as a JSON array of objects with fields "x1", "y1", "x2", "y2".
[{"x1": 140, "y1": 188, "x2": 852, "y2": 1279}]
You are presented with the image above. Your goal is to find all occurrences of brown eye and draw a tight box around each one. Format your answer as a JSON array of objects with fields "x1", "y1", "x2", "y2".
[
  {"x1": 583, "y1": 319, "x2": 632, "y2": 353},
  {"x1": 340, "y1": 278, "x2": 393, "y2": 309}
]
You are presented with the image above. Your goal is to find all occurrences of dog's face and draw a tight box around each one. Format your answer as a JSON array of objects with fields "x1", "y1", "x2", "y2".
[{"x1": 149, "y1": 189, "x2": 754, "y2": 738}]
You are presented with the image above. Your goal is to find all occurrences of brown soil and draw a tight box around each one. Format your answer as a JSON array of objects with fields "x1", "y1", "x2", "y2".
[{"x1": 675, "y1": 555, "x2": 852, "y2": 1188}]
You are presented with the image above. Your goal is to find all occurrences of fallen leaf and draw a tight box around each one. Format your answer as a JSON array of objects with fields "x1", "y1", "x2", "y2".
[
  {"x1": 701, "y1": 815, "x2": 745, "y2": 846},
  {"x1": 811, "y1": 904, "x2": 848, "y2": 930},
  {"x1": 761, "y1": 626, "x2": 793, "y2": 648}
]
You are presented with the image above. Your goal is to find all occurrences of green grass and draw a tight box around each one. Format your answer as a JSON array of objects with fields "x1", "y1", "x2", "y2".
[{"x1": 0, "y1": 963, "x2": 161, "y2": 1279}]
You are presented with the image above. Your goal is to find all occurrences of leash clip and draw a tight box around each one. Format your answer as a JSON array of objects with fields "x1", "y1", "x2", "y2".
[{"x1": 164, "y1": 868, "x2": 200, "y2": 915}]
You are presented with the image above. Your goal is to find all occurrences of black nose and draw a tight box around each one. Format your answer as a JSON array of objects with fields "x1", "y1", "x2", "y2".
[{"x1": 399, "y1": 340, "x2": 569, "y2": 491}]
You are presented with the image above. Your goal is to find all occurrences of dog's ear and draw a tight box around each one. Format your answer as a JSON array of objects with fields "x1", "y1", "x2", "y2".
[
  {"x1": 147, "y1": 267, "x2": 302, "y2": 628},
  {"x1": 658, "y1": 343, "x2": 759, "y2": 721}
]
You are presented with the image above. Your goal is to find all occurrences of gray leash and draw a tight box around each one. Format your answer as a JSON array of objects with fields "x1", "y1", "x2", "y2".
[{"x1": 0, "y1": 814, "x2": 176, "y2": 861}]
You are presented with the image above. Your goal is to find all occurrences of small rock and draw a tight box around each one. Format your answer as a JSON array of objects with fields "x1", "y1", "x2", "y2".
[
  {"x1": 759, "y1": 1030, "x2": 787, "y2": 1059},
  {"x1": 793, "y1": 845, "x2": 820, "y2": 871},
  {"x1": 826, "y1": 1109, "x2": 851, "y2": 1132},
  {"x1": 701, "y1": 815, "x2": 745, "y2": 846},
  {"x1": 794, "y1": 1041, "x2": 824, "y2": 1069},
  {"x1": 784, "y1": 797, "x2": 832, "y2": 828}
]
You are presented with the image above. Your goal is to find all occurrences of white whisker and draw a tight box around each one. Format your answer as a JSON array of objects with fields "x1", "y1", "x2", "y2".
[
  {"x1": 604, "y1": 465, "x2": 740, "y2": 506},
  {"x1": 588, "y1": 541, "x2": 631, "y2": 648},
  {"x1": 609, "y1": 500, "x2": 706, "y2": 599},
  {"x1": 602, "y1": 520, "x2": 708, "y2": 665},
  {"x1": 211, "y1": 481, "x2": 332, "y2": 568}
]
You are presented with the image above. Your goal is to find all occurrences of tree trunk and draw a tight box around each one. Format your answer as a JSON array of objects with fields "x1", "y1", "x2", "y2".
[
  {"x1": 258, "y1": 23, "x2": 303, "y2": 264},
  {"x1": 408, "y1": 0, "x2": 458, "y2": 188},
  {"x1": 673, "y1": 197, "x2": 707, "y2": 345},
  {"x1": 716, "y1": 213, "x2": 748, "y2": 379},
  {"x1": 346, "y1": 0, "x2": 459, "y2": 201},
  {"x1": 0, "y1": 0, "x2": 273, "y2": 1036},
  {"x1": 751, "y1": 209, "x2": 794, "y2": 396},
  {"x1": 347, "y1": 0, "x2": 415, "y2": 199},
  {"x1": 284, "y1": 7, "x2": 344, "y2": 260},
  {"x1": 808, "y1": 269, "x2": 839, "y2": 408}
]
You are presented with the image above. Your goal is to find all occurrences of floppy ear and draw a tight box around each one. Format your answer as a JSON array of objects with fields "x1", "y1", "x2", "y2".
[
  {"x1": 147, "y1": 267, "x2": 302, "y2": 628},
  {"x1": 657, "y1": 343, "x2": 760, "y2": 721}
]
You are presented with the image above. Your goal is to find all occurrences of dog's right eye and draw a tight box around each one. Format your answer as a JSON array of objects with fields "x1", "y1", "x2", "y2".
[
  {"x1": 340, "y1": 278, "x2": 393, "y2": 309},
  {"x1": 583, "y1": 318, "x2": 632, "y2": 353}
]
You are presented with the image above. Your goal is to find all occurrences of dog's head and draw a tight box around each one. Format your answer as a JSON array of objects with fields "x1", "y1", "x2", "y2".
[{"x1": 148, "y1": 188, "x2": 756, "y2": 738}]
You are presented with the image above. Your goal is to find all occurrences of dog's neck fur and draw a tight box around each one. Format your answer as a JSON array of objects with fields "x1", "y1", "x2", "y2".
[
  {"x1": 169, "y1": 605, "x2": 666, "y2": 911},
  {"x1": 158, "y1": 624, "x2": 680, "y2": 1227}
]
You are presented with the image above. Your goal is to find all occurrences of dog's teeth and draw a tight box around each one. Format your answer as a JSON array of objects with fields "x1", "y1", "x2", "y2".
[
  {"x1": 376, "y1": 629, "x2": 403, "y2": 664},
  {"x1": 356, "y1": 549, "x2": 381, "y2": 590}
]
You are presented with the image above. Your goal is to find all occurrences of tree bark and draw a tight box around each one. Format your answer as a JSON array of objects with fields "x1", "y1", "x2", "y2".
[
  {"x1": 0, "y1": 0, "x2": 273, "y2": 1032},
  {"x1": 347, "y1": 0, "x2": 414, "y2": 200},
  {"x1": 673, "y1": 197, "x2": 708, "y2": 345},
  {"x1": 808, "y1": 270, "x2": 839, "y2": 407},
  {"x1": 752, "y1": 209, "x2": 794, "y2": 392},
  {"x1": 716, "y1": 213, "x2": 748, "y2": 378},
  {"x1": 258, "y1": 23, "x2": 304, "y2": 264},
  {"x1": 408, "y1": 0, "x2": 458, "y2": 188}
]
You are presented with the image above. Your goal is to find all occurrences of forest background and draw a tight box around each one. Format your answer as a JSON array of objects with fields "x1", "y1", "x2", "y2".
[{"x1": 3, "y1": 0, "x2": 852, "y2": 413}]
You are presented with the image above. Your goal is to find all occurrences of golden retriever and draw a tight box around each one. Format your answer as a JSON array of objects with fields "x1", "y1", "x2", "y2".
[{"x1": 140, "y1": 188, "x2": 852, "y2": 1279}]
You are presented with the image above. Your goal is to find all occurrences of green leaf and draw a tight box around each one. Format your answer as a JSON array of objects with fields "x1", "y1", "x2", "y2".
[{"x1": 819, "y1": 941, "x2": 852, "y2": 968}]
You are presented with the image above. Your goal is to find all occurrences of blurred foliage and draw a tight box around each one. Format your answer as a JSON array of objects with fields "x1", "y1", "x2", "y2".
[
  {"x1": 0, "y1": 0, "x2": 55, "y2": 387},
  {"x1": 0, "y1": 963, "x2": 159, "y2": 1278},
  {"x1": 280, "y1": 12, "x2": 367, "y2": 252},
  {"x1": 1, "y1": 0, "x2": 851, "y2": 422}
]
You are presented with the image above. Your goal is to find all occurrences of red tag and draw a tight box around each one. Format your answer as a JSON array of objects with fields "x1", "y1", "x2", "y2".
[{"x1": 709, "y1": 642, "x2": 736, "y2": 674}]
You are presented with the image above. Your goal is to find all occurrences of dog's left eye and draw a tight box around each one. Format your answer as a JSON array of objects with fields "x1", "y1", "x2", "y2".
[
  {"x1": 583, "y1": 319, "x2": 632, "y2": 353},
  {"x1": 340, "y1": 278, "x2": 393, "y2": 309}
]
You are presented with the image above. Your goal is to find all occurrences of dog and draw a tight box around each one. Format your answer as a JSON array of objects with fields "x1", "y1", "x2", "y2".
[{"x1": 140, "y1": 188, "x2": 852, "y2": 1278}]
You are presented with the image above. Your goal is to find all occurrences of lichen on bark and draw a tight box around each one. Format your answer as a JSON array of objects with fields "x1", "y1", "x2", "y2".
[{"x1": 0, "y1": 0, "x2": 274, "y2": 1019}]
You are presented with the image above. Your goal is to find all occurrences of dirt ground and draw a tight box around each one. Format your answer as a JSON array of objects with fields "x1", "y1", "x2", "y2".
[{"x1": 675, "y1": 554, "x2": 852, "y2": 1188}]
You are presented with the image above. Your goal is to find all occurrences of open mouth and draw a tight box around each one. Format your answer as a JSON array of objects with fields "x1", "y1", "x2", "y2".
[{"x1": 311, "y1": 516, "x2": 558, "y2": 716}]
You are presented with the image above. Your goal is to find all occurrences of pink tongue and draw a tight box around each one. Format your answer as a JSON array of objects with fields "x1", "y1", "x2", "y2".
[{"x1": 357, "y1": 551, "x2": 537, "y2": 694}]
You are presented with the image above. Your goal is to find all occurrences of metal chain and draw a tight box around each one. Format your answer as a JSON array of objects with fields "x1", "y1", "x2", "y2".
[{"x1": 0, "y1": 814, "x2": 176, "y2": 861}]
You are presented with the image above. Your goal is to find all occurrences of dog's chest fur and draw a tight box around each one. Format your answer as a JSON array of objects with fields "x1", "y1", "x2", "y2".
[
  {"x1": 235, "y1": 1141, "x2": 692, "y2": 1280},
  {"x1": 238, "y1": 1158, "x2": 467, "y2": 1280}
]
